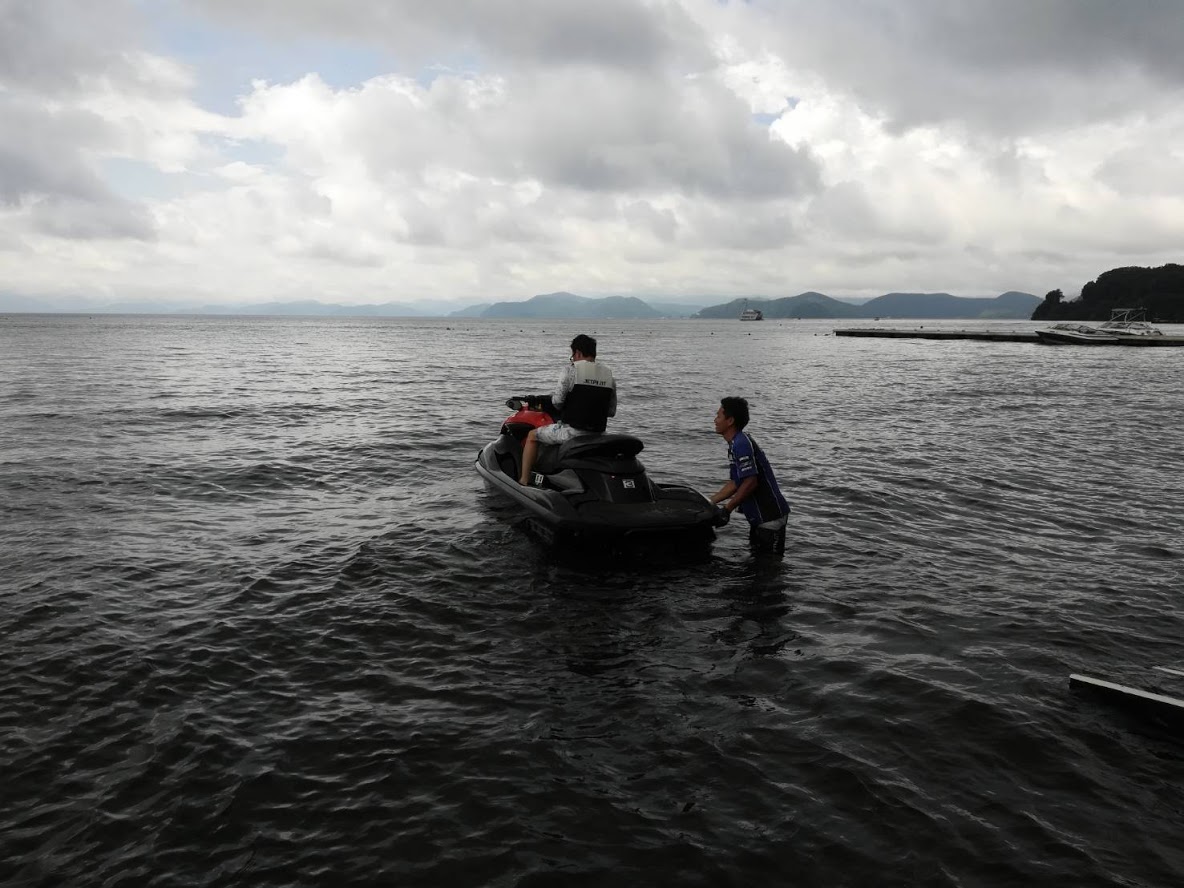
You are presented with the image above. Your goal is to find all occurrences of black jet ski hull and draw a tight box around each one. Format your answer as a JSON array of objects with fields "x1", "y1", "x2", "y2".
[{"x1": 475, "y1": 434, "x2": 717, "y2": 545}]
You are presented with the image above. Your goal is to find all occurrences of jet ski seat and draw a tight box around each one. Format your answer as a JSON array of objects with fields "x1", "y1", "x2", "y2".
[{"x1": 534, "y1": 433, "x2": 645, "y2": 475}]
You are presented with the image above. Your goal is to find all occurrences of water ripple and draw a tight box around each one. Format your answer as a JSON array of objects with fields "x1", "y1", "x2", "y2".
[{"x1": 2, "y1": 316, "x2": 1183, "y2": 886}]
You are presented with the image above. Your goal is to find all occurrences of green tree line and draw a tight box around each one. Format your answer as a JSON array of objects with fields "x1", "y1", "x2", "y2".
[{"x1": 1032, "y1": 263, "x2": 1184, "y2": 322}]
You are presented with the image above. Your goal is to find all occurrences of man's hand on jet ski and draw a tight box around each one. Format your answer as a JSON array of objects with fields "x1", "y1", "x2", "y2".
[
  {"x1": 505, "y1": 395, "x2": 558, "y2": 419},
  {"x1": 520, "y1": 395, "x2": 559, "y2": 417},
  {"x1": 712, "y1": 506, "x2": 731, "y2": 527}
]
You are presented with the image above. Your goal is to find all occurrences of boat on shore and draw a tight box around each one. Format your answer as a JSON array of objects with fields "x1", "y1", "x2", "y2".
[
  {"x1": 1036, "y1": 323, "x2": 1119, "y2": 345},
  {"x1": 1070, "y1": 666, "x2": 1184, "y2": 729},
  {"x1": 1036, "y1": 308, "x2": 1164, "y2": 345}
]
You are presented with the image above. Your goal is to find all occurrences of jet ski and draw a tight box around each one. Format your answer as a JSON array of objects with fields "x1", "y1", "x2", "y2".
[{"x1": 475, "y1": 397, "x2": 718, "y2": 545}]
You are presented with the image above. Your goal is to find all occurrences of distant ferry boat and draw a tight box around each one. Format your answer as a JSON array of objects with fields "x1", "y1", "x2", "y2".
[{"x1": 739, "y1": 307, "x2": 764, "y2": 321}]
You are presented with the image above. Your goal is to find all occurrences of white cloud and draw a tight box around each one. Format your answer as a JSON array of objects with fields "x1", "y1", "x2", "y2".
[{"x1": 2, "y1": 0, "x2": 1184, "y2": 308}]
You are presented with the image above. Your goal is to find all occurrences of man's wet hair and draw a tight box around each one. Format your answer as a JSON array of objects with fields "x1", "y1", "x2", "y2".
[
  {"x1": 720, "y1": 396, "x2": 750, "y2": 430},
  {"x1": 570, "y1": 334, "x2": 597, "y2": 358}
]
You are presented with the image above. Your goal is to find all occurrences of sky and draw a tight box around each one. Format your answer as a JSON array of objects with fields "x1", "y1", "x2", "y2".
[{"x1": 3, "y1": 0, "x2": 1184, "y2": 311}]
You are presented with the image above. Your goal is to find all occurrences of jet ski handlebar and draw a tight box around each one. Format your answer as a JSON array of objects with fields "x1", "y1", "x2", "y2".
[{"x1": 506, "y1": 395, "x2": 557, "y2": 415}]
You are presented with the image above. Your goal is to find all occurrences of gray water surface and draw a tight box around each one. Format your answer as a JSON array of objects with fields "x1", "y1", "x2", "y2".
[{"x1": 2, "y1": 314, "x2": 1182, "y2": 887}]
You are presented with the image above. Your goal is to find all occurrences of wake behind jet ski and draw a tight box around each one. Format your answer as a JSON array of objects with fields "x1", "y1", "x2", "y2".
[{"x1": 475, "y1": 397, "x2": 718, "y2": 546}]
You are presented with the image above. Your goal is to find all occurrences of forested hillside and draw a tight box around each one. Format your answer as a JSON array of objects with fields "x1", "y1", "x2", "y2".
[{"x1": 1032, "y1": 264, "x2": 1184, "y2": 321}]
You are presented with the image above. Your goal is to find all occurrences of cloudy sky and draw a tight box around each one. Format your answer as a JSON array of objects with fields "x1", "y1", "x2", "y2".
[{"x1": 3, "y1": 0, "x2": 1184, "y2": 309}]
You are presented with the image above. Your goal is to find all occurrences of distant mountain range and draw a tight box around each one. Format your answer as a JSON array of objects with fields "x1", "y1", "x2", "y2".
[
  {"x1": 694, "y1": 290, "x2": 1040, "y2": 320},
  {"x1": 470, "y1": 292, "x2": 663, "y2": 319},
  {"x1": 14, "y1": 262, "x2": 1180, "y2": 321},
  {"x1": 1, "y1": 289, "x2": 1040, "y2": 320},
  {"x1": 455, "y1": 290, "x2": 1040, "y2": 320},
  {"x1": 446, "y1": 293, "x2": 707, "y2": 318}
]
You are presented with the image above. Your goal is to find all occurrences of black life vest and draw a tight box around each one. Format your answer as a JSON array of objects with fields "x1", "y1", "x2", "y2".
[{"x1": 560, "y1": 360, "x2": 616, "y2": 432}]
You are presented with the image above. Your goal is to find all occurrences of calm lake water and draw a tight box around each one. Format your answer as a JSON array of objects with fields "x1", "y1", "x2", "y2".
[{"x1": 2, "y1": 313, "x2": 1182, "y2": 887}]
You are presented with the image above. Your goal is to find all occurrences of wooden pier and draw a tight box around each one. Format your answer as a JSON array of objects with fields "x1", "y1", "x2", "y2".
[{"x1": 835, "y1": 328, "x2": 1038, "y2": 342}]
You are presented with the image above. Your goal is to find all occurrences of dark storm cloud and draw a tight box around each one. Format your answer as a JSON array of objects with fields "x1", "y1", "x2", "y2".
[
  {"x1": 189, "y1": 0, "x2": 710, "y2": 71},
  {"x1": 903, "y1": 0, "x2": 1184, "y2": 79},
  {"x1": 418, "y1": 0, "x2": 706, "y2": 69},
  {"x1": 30, "y1": 197, "x2": 156, "y2": 240},
  {"x1": 0, "y1": 1, "x2": 158, "y2": 239},
  {"x1": 338, "y1": 66, "x2": 823, "y2": 203},
  {"x1": 524, "y1": 109, "x2": 819, "y2": 200},
  {"x1": 0, "y1": 99, "x2": 113, "y2": 205},
  {"x1": 757, "y1": 0, "x2": 1184, "y2": 134},
  {"x1": 0, "y1": 100, "x2": 156, "y2": 239},
  {"x1": 0, "y1": 0, "x2": 143, "y2": 93}
]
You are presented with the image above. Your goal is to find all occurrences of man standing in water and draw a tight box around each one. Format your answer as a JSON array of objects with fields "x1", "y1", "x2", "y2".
[
  {"x1": 710, "y1": 396, "x2": 790, "y2": 555},
  {"x1": 518, "y1": 334, "x2": 616, "y2": 486}
]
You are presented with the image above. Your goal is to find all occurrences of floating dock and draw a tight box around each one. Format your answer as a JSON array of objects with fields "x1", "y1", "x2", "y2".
[
  {"x1": 835, "y1": 328, "x2": 1038, "y2": 342},
  {"x1": 835, "y1": 328, "x2": 1184, "y2": 346}
]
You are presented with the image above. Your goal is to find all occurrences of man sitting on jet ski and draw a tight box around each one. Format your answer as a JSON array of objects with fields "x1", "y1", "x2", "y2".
[{"x1": 518, "y1": 333, "x2": 617, "y2": 486}]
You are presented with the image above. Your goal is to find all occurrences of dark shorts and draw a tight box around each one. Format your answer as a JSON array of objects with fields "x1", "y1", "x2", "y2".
[{"x1": 748, "y1": 515, "x2": 787, "y2": 556}]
